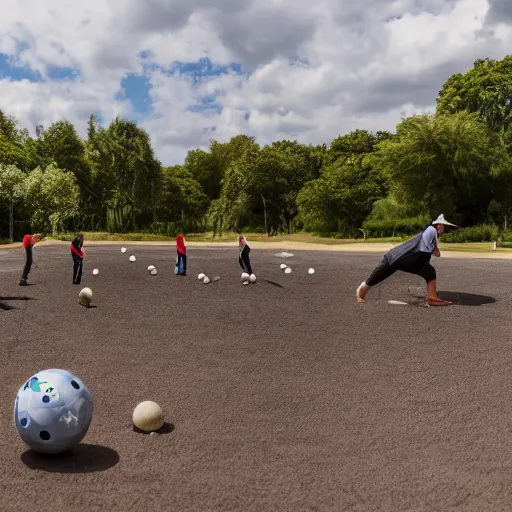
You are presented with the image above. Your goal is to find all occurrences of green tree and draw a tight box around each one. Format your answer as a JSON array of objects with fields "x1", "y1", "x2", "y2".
[
  {"x1": 436, "y1": 57, "x2": 512, "y2": 136},
  {"x1": 0, "y1": 164, "x2": 26, "y2": 242},
  {"x1": 37, "y1": 120, "x2": 91, "y2": 193},
  {"x1": 23, "y1": 164, "x2": 80, "y2": 235},
  {"x1": 374, "y1": 112, "x2": 508, "y2": 225},
  {"x1": 159, "y1": 165, "x2": 209, "y2": 229},
  {"x1": 87, "y1": 117, "x2": 162, "y2": 231}
]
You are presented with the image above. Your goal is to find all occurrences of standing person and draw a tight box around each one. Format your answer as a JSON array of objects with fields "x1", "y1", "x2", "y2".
[
  {"x1": 70, "y1": 234, "x2": 85, "y2": 285},
  {"x1": 176, "y1": 234, "x2": 187, "y2": 276},
  {"x1": 19, "y1": 233, "x2": 44, "y2": 286},
  {"x1": 238, "y1": 235, "x2": 253, "y2": 275},
  {"x1": 356, "y1": 214, "x2": 456, "y2": 306}
]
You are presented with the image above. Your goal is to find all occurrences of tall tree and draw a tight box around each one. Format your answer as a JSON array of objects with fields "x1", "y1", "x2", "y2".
[
  {"x1": 374, "y1": 112, "x2": 508, "y2": 224},
  {"x1": 0, "y1": 164, "x2": 26, "y2": 242},
  {"x1": 436, "y1": 56, "x2": 512, "y2": 136},
  {"x1": 23, "y1": 164, "x2": 81, "y2": 235}
]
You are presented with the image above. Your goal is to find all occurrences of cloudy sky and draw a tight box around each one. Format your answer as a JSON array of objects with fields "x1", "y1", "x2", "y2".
[{"x1": 0, "y1": 0, "x2": 511, "y2": 165}]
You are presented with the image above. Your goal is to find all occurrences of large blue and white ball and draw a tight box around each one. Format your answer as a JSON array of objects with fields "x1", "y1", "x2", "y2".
[{"x1": 14, "y1": 369, "x2": 93, "y2": 454}]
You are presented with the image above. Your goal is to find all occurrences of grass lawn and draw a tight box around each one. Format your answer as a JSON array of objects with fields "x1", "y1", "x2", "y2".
[{"x1": 3, "y1": 232, "x2": 512, "y2": 254}]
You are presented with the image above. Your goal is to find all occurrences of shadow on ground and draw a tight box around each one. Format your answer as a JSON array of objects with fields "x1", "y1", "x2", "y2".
[
  {"x1": 0, "y1": 296, "x2": 34, "y2": 311},
  {"x1": 133, "y1": 422, "x2": 174, "y2": 435},
  {"x1": 438, "y1": 291, "x2": 496, "y2": 306},
  {"x1": 20, "y1": 444, "x2": 119, "y2": 473}
]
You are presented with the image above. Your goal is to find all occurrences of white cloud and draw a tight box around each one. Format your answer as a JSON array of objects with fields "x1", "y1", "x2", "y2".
[{"x1": 0, "y1": 0, "x2": 510, "y2": 165}]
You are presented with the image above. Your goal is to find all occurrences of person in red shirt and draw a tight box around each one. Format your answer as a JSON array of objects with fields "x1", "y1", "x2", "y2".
[
  {"x1": 175, "y1": 234, "x2": 187, "y2": 276},
  {"x1": 19, "y1": 233, "x2": 44, "y2": 286},
  {"x1": 70, "y1": 234, "x2": 85, "y2": 284}
]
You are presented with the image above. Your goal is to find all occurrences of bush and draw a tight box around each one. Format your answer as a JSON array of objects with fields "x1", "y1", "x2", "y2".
[
  {"x1": 362, "y1": 216, "x2": 430, "y2": 238},
  {"x1": 441, "y1": 224, "x2": 499, "y2": 243}
]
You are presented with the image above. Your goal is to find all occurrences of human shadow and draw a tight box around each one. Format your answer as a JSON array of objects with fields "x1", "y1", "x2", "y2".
[
  {"x1": 21, "y1": 444, "x2": 119, "y2": 473},
  {"x1": 133, "y1": 422, "x2": 174, "y2": 435},
  {"x1": 262, "y1": 279, "x2": 284, "y2": 288},
  {"x1": 438, "y1": 291, "x2": 496, "y2": 306},
  {"x1": 0, "y1": 296, "x2": 35, "y2": 311}
]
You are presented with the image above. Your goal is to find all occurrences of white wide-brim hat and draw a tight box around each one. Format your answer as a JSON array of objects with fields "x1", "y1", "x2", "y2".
[{"x1": 432, "y1": 214, "x2": 457, "y2": 227}]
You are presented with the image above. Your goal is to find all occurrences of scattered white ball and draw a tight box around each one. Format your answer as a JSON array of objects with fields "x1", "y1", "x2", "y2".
[
  {"x1": 92, "y1": 269, "x2": 99, "y2": 275},
  {"x1": 203, "y1": 276, "x2": 210, "y2": 284},
  {"x1": 249, "y1": 274, "x2": 256, "y2": 283},
  {"x1": 280, "y1": 264, "x2": 287, "y2": 270},
  {"x1": 284, "y1": 267, "x2": 292, "y2": 274},
  {"x1": 242, "y1": 281, "x2": 249, "y2": 286},
  {"x1": 121, "y1": 247, "x2": 127, "y2": 253},
  {"x1": 132, "y1": 401, "x2": 164, "y2": 432},
  {"x1": 308, "y1": 268, "x2": 315, "y2": 275},
  {"x1": 198, "y1": 273, "x2": 205, "y2": 280},
  {"x1": 147, "y1": 265, "x2": 157, "y2": 275},
  {"x1": 129, "y1": 255, "x2": 136, "y2": 262},
  {"x1": 78, "y1": 287, "x2": 93, "y2": 307},
  {"x1": 241, "y1": 272, "x2": 250, "y2": 282}
]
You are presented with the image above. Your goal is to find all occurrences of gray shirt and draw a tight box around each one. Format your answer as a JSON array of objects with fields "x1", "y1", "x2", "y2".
[{"x1": 418, "y1": 225, "x2": 438, "y2": 253}]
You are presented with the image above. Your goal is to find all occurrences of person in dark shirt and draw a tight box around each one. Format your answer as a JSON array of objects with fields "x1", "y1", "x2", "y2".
[
  {"x1": 356, "y1": 215, "x2": 456, "y2": 306},
  {"x1": 238, "y1": 235, "x2": 253, "y2": 275},
  {"x1": 70, "y1": 234, "x2": 85, "y2": 284},
  {"x1": 175, "y1": 234, "x2": 187, "y2": 276},
  {"x1": 19, "y1": 233, "x2": 44, "y2": 286}
]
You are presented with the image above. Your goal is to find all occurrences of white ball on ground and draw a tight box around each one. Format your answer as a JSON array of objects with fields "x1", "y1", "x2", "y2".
[
  {"x1": 147, "y1": 265, "x2": 157, "y2": 275},
  {"x1": 148, "y1": 265, "x2": 155, "y2": 271},
  {"x1": 280, "y1": 264, "x2": 287, "y2": 270},
  {"x1": 129, "y1": 255, "x2": 136, "y2": 262},
  {"x1": 241, "y1": 272, "x2": 250, "y2": 282},
  {"x1": 308, "y1": 268, "x2": 315, "y2": 275},
  {"x1": 121, "y1": 247, "x2": 127, "y2": 253},
  {"x1": 242, "y1": 281, "x2": 249, "y2": 286},
  {"x1": 78, "y1": 287, "x2": 92, "y2": 307},
  {"x1": 284, "y1": 267, "x2": 292, "y2": 274},
  {"x1": 132, "y1": 401, "x2": 164, "y2": 432},
  {"x1": 198, "y1": 273, "x2": 205, "y2": 280},
  {"x1": 93, "y1": 269, "x2": 99, "y2": 275},
  {"x1": 203, "y1": 276, "x2": 210, "y2": 284},
  {"x1": 249, "y1": 274, "x2": 256, "y2": 283}
]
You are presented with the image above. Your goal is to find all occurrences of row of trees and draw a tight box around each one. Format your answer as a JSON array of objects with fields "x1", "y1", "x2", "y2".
[{"x1": 2, "y1": 55, "x2": 512, "y2": 242}]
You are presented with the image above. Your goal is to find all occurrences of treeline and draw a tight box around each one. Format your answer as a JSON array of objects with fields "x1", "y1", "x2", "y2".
[{"x1": 1, "y1": 55, "x2": 512, "y2": 243}]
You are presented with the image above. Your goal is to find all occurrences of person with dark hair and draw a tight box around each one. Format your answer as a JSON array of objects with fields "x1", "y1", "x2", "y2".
[
  {"x1": 238, "y1": 235, "x2": 253, "y2": 274},
  {"x1": 70, "y1": 234, "x2": 85, "y2": 284},
  {"x1": 356, "y1": 214, "x2": 456, "y2": 306},
  {"x1": 175, "y1": 234, "x2": 187, "y2": 276},
  {"x1": 19, "y1": 233, "x2": 44, "y2": 286}
]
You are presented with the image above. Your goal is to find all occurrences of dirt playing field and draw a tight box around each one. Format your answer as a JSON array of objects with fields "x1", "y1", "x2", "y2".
[{"x1": 1, "y1": 243, "x2": 512, "y2": 511}]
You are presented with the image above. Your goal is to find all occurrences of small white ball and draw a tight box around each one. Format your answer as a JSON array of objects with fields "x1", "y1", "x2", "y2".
[
  {"x1": 150, "y1": 268, "x2": 157, "y2": 275},
  {"x1": 198, "y1": 273, "x2": 205, "y2": 280},
  {"x1": 249, "y1": 274, "x2": 256, "y2": 283},
  {"x1": 121, "y1": 247, "x2": 127, "y2": 253},
  {"x1": 129, "y1": 255, "x2": 136, "y2": 262},
  {"x1": 92, "y1": 269, "x2": 99, "y2": 275},
  {"x1": 132, "y1": 401, "x2": 164, "y2": 432},
  {"x1": 280, "y1": 263, "x2": 287, "y2": 270},
  {"x1": 203, "y1": 276, "x2": 210, "y2": 284},
  {"x1": 148, "y1": 265, "x2": 155, "y2": 271},
  {"x1": 242, "y1": 281, "x2": 249, "y2": 286},
  {"x1": 308, "y1": 268, "x2": 315, "y2": 274},
  {"x1": 241, "y1": 272, "x2": 250, "y2": 282},
  {"x1": 284, "y1": 267, "x2": 292, "y2": 274}
]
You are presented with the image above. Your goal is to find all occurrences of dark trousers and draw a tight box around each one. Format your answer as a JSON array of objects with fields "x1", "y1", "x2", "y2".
[
  {"x1": 366, "y1": 252, "x2": 436, "y2": 287},
  {"x1": 239, "y1": 253, "x2": 252, "y2": 274},
  {"x1": 177, "y1": 252, "x2": 187, "y2": 275},
  {"x1": 21, "y1": 246, "x2": 33, "y2": 281},
  {"x1": 73, "y1": 255, "x2": 83, "y2": 284}
]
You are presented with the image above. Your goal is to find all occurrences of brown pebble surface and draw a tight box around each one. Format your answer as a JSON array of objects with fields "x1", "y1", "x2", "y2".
[{"x1": 1, "y1": 244, "x2": 512, "y2": 511}]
